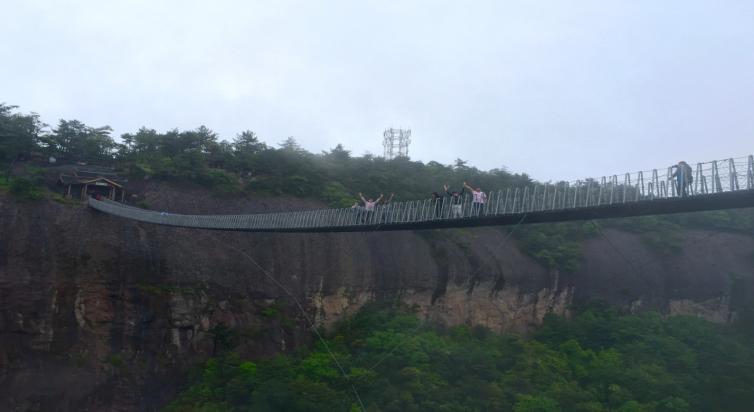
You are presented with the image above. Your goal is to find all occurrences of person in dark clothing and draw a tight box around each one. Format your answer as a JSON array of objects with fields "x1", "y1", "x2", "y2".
[
  {"x1": 671, "y1": 161, "x2": 693, "y2": 197},
  {"x1": 444, "y1": 184, "x2": 465, "y2": 218},
  {"x1": 380, "y1": 193, "x2": 395, "y2": 222},
  {"x1": 351, "y1": 201, "x2": 364, "y2": 224},
  {"x1": 431, "y1": 191, "x2": 443, "y2": 218}
]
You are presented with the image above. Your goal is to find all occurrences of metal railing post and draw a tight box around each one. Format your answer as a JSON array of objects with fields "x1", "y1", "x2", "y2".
[
  {"x1": 712, "y1": 161, "x2": 721, "y2": 193},
  {"x1": 585, "y1": 180, "x2": 592, "y2": 207},
  {"x1": 573, "y1": 181, "x2": 580, "y2": 208},
  {"x1": 597, "y1": 177, "x2": 605, "y2": 206},
  {"x1": 550, "y1": 184, "x2": 557, "y2": 210},
  {"x1": 541, "y1": 184, "x2": 548, "y2": 210},
  {"x1": 503, "y1": 188, "x2": 511, "y2": 214},
  {"x1": 562, "y1": 182, "x2": 569, "y2": 209},
  {"x1": 334, "y1": 210, "x2": 342, "y2": 227},
  {"x1": 528, "y1": 186, "x2": 535, "y2": 212},
  {"x1": 298, "y1": 210, "x2": 306, "y2": 228},
  {"x1": 494, "y1": 190, "x2": 501, "y2": 215},
  {"x1": 651, "y1": 170, "x2": 659, "y2": 199},
  {"x1": 694, "y1": 163, "x2": 703, "y2": 195},
  {"x1": 667, "y1": 167, "x2": 676, "y2": 197},
  {"x1": 729, "y1": 158, "x2": 739, "y2": 191},
  {"x1": 287, "y1": 212, "x2": 295, "y2": 229},
  {"x1": 333, "y1": 209, "x2": 341, "y2": 227}
]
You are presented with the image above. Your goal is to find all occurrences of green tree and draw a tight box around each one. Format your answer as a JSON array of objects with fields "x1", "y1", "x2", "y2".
[
  {"x1": 48, "y1": 119, "x2": 116, "y2": 162},
  {"x1": 0, "y1": 103, "x2": 44, "y2": 168}
]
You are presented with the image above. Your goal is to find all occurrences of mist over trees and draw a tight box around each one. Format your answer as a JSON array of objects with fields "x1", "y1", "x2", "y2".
[{"x1": 0, "y1": 103, "x2": 530, "y2": 205}]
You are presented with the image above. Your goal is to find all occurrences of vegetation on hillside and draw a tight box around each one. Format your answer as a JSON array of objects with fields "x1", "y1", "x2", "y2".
[
  {"x1": 165, "y1": 303, "x2": 754, "y2": 412},
  {"x1": 0, "y1": 103, "x2": 531, "y2": 205},
  {"x1": 2, "y1": 103, "x2": 753, "y2": 272}
]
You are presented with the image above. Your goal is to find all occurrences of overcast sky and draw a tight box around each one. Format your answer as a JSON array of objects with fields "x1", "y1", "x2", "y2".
[{"x1": 2, "y1": 0, "x2": 753, "y2": 181}]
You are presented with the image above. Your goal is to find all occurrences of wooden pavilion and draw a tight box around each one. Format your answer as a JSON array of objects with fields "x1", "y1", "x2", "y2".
[{"x1": 58, "y1": 168, "x2": 127, "y2": 201}]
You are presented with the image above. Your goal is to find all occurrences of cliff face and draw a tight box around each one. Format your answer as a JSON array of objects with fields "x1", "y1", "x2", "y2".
[{"x1": 1, "y1": 183, "x2": 753, "y2": 411}]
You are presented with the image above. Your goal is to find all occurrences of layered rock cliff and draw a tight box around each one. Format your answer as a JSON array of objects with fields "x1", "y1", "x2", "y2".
[{"x1": 1, "y1": 182, "x2": 753, "y2": 411}]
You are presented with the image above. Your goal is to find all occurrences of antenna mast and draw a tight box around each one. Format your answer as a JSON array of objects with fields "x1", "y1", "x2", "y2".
[{"x1": 382, "y1": 128, "x2": 411, "y2": 160}]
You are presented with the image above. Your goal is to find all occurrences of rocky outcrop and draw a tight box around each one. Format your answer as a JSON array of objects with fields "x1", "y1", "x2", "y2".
[{"x1": 1, "y1": 182, "x2": 753, "y2": 411}]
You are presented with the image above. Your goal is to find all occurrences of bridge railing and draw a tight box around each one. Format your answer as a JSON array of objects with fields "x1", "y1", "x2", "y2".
[{"x1": 88, "y1": 156, "x2": 754, "y2": 231}]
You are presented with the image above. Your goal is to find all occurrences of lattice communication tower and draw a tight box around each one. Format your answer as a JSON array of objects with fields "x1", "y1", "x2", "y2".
[{"x1": 383, "y1": 128, "x2": 411, "y2": 159}]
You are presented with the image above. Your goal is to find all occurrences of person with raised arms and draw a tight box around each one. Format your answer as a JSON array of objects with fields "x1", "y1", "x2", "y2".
[
  {"x1": 463, "y1": 181, "x2": 487, "y2": 216},
  {"x1": 444, "y1": 184, "x2": 465, "y2": 218},
  {"x1": 358, "y1": 192, "x2": 384, "y2": 223}
]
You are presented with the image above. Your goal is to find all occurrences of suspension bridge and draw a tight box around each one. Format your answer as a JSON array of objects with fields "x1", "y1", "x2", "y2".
[{"x1": 89, "y1": 156, "x2": 754, "y2": 232}]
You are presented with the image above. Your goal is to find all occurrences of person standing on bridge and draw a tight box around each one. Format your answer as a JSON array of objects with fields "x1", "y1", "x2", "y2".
[
  {"x1": 431, "y1": 191, "x2": 443, "y2": 218},
  {"x1": 350, "y1": 201, "x2": 363, "y2": 223},
  {"x1": 671, "y1": 161, "x2": 693, "y2": 197},
  {"x1": 359, "y1": 192, "x2": 383, "y2": 223},
  {"x1": 381, "y1": 193, "x2": 395, "y2": 205},
  {"x1": 464, "y1": 182, "x2": 487, "y2": 216},
  {"x1": 444, "y1": 184, "x2": 465, "y2": 218}
]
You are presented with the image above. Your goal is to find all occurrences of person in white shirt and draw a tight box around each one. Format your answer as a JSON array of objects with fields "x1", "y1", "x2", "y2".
[
  {"x1": 358, "y1": 192, "x2": 383, "y2": 223},
  {"x1": 463, "y1": 182, "x2": 487, "y2": 216}
]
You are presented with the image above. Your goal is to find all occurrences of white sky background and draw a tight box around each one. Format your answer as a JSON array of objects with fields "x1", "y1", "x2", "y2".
[{"x1": 1, "y1": 0, "x2": 753, "y2": 181}]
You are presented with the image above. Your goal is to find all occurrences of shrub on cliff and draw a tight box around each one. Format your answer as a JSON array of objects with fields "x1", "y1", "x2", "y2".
[{"x1": 8, "y1": 177, "x2": 44, "y2": 200}]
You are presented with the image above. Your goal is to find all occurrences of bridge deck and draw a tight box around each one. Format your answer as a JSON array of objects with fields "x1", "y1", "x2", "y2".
[{"x1": 88, "y1": 156, "x2": 754, "y2": 233}]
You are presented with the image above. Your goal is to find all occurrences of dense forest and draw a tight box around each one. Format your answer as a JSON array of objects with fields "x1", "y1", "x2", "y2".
[
  {"x1": 165, "y1": 304, "x2": 754, "y2": 412},
  {"x1": 0, "y1": 103, "x2": 531, "y2": 206}
]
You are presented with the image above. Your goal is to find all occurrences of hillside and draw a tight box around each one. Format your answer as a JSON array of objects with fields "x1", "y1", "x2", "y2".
[{"x1": 2, "y1": 105, "x2": 754, "y2": 410}]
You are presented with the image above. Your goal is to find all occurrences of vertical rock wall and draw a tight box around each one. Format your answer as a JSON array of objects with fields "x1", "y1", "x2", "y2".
[{"x1": 1, "y1": 192, "x2": 752, "y2": 411}]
